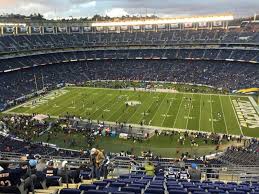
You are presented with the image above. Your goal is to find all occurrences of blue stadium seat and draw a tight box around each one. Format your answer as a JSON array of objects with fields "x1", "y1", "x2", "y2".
[
  {"x1": 112, "y1": 192, "x2": 135, "y2": 194},
  {"x1": 167, "y1": 185, "x2": 183, "y2": 190},
  {"x1": 86, "y1": 190, "x2": 108, "y2": 194},
  {"x1": 79, "y1": 184, "x2": 97, "y2": 191},
  {"x1": 148, "y1": 185, "x2": 164, "y2": 189},
  {"x1": 208, "y1": 189, "x2": 225, "y2": 194},
  {"x1": 93, "y1": 181, "x2": 108, "y2": 187},
  {"x1": 145, "y1": 188, "x2": 164, "y2": 194},
  {"x1": 228, "y1": 191, "x2": 245, "y2": 194},
  {"x1": 168, "y1": 189, "x2": 188, "y2": 194},
  {"x1": 188, "y1": 187, "x2": 204, "y2": 193},
  {"x1": 60, "y1": 188, "x2": 81, "y2": 194},
  {"x1": 129, "y1": 183, "x2": 146, "y2": 189},
  {"x1": 121, "y1": 186, "x2": 142, "y2": 194},
  {"x1": 110, "y1": 182, "x2": 126, "y2": 188},
  {"x1": 193, "y1": 192, "x2": 211, "y2": 194}
]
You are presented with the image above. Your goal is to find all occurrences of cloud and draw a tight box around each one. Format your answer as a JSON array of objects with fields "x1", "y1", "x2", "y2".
[
  {"x1": 105, "y1": 8, "x2": 129, "y2": 17},
  {"x1": 0, "y1": 0, "x2": 258, "y2": 18}
]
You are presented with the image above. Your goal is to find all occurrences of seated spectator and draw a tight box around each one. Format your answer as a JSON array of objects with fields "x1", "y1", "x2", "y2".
[
  {"x1": 144, "y1": 161, "x2": 155, "y2": 176},
  {"x1": 188, "y1": 163, "x2": 201, "y2": 181},
  {"x1": 0, "y1": 161, "x2": 21, "y2": 194}
]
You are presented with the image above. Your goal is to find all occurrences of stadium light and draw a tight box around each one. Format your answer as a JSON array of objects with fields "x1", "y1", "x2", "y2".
[{"x1": 91, "y1": 15, "x2": 234, "y2": 27}]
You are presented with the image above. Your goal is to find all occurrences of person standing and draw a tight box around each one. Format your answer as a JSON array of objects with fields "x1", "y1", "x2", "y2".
[{"x1": 90, "y1": 148, "x2": 105, "y2": 180}]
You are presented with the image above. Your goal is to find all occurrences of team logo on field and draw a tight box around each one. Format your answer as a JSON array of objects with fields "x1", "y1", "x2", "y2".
[{"x1": 232, "y1": 99, "x2": 259, "y2": 128}]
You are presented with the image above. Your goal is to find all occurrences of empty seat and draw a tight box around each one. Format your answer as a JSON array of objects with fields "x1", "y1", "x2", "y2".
[
  {"x1": 60, "y1": 188, "x2": 81, "y2": 194},
  {"x1": 110, "y1": 182, "x2": 126, "y2": 187},
  {"x1": 93, "y1": 181, "x2": 108, "y2": 187},
  {"x1": 193, "y1": 192, "x2": 211, "y2": 194},
  {"x1": 121, "y1": 186, "x2": 142, "y2": 194},
  {"x1": 129, "y1": 183, "x2": 146, "y2": 189},
  {"x1": 86, "y1": 190, "x2": 109, "y2": 194},
  {"x1": 145, "y1": 188, "x2": 164, "y2": 194},
  {"x1": 228, "y1": 191, "x2": 245, "y2": 194},
  {"x1": 149, "y1": 185, "x2": 164, "y2": 189},
  {"x1": 188, "y1": 188, "x2": 204, "y2": 192},
  {"x1": 208, "y1": 189, "x2": 225, "y2": 194},
  {"x1": 79, "y1": 184, "x2": 97, "y2": 191},
  {"x1": 168, "y1": 189, "x2": 188, "y2": 194}
]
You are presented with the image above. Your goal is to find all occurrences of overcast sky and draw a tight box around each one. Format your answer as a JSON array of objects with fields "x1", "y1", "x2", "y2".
[{"x1": 0, "y1": 0, "x2": 259, "y2": 19}]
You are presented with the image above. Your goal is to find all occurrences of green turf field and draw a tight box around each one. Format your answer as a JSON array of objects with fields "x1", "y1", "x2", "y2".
[{"x1": 5, "y1": 87, "x2": 259, "y2": 137}]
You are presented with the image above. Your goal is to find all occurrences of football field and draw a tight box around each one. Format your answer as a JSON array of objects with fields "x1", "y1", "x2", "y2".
[{"x1": 5, "y1": 87, "x2": 259, "y2": 137}]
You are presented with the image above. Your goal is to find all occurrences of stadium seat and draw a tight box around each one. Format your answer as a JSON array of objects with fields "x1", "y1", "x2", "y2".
[
  {"x1": 228, "y1": 191, "x2": 246, "y2": 194},
  {"x1": 121, "y1": 186, "x2": 142, "y2": 194},
  {"x1": 145, "y1": 188, "x2": 164, "y2": 194},
  {"x1": 208, "y1": 189, "x2": 225, "y2": 194},
  {"x1": 168, "y1": 189, "x2": 188, "y2": 194},
  {"x1": 110, "y1": 182, "x2": 126, "y2": 187},
  {"x1": 60, "y1": 188, "x2": 81, "y2": 194},
  {"x1": 79, "y1": 184, "x2": 97, "y2": 191}
]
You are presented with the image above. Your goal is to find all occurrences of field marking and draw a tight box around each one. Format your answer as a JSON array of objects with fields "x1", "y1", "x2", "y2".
[
  {"x1": 172, "y1": 94, "x2": 184, "y2": 129},
  {"x1": 219, "y1": 95, "x2": 229, "y2": 135},
  {"x1": 209, "y1": 95, "x2": 215, "y2": 133},
  {"x1": 229, "y1": 96, "x2": 243, "y2": 136},
  {"x1": 106, "y1": 92, "x2": 137, "y2": 121},
  {"x1": 126, "y1": 93, "x2": 151, "y2": 123},
  {"x1": 139, "y1": 94, "x2": 163, "y2": 125},
  {"x1": 161, "y1": 94, "x2": 171, "y2": 127},
  {"x1": 198, "y1": 95, "x2": 202, "y2": 131},
  {"x1": 185, "y1": 94, "x2": 194, "y2": 129},
  {"x1": 56, "y1": 91, "x2": 96, "y2": 116},
  {"x1": 149, "y1": 93, "x2": 168, "y2": 126},
  {"x1": 92, "y1": 91, "x2": 122, "y2": 119},
  {"x1": 115, "y1": 92, "x2": 144, "y2": 123}
]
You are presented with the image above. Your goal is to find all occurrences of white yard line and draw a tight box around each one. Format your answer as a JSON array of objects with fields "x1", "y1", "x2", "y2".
[
  {"x1": 148, "y1": 93, "x2": 168, "y2": 125},
  {"x1": 172, "y1": 94, "x2": 184, "y2": 129},
  {"x1": 210, "y1": 95, "x2": 215, "y2": 133},
  {"x1": 106, "y1": 92, "x2": 136, "y2": 121},
  {"x1": 219, "y1": 95, "x2": 229, "y2": 135},
  {"x1": 160, "y1": 94, "x2": 171, "y2": 127},
  {"x1": 126, "y1": 92, "x2": 152, "y2": 123},
  {"x1": 229, "y1": 96, "x2": 244, "y2": 135},
  {"x1": 185, "y1": 94, "x2": 194, "y2": 129}
]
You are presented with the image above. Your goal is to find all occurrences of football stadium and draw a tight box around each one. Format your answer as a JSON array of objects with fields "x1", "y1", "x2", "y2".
[{"x1": 0, "y1": 1, "x2": 259, "y2": 193}]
